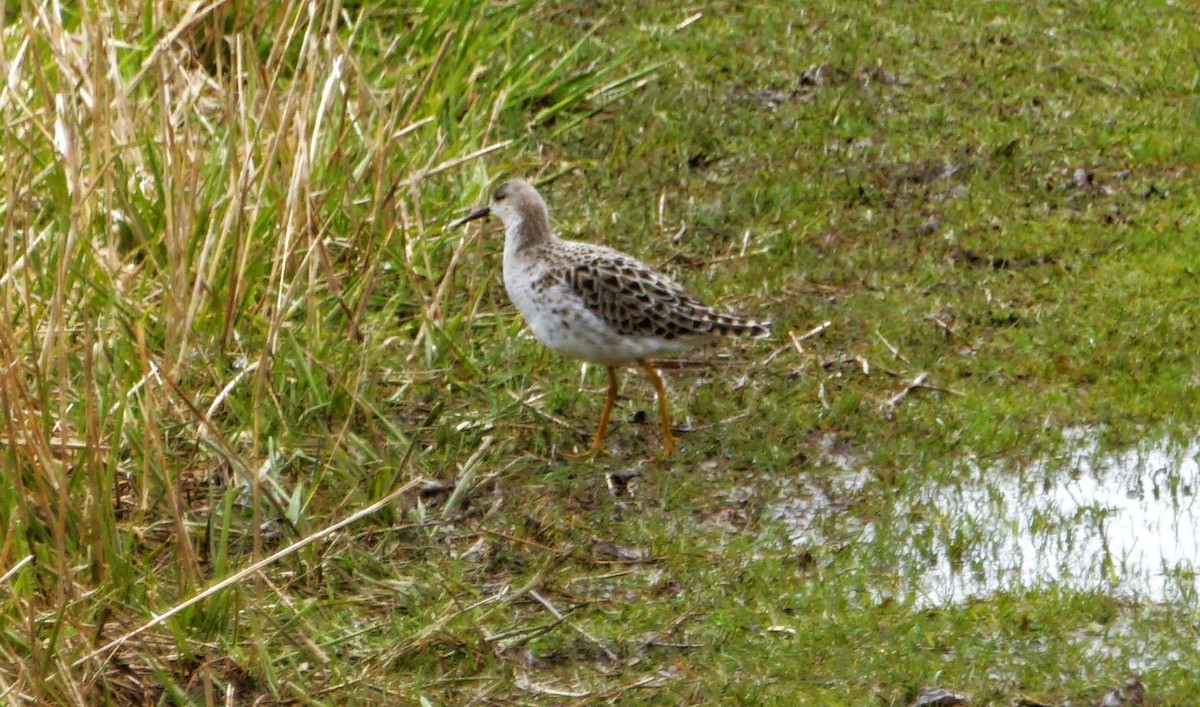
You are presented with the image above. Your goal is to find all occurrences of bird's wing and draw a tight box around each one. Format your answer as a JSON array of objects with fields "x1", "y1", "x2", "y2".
[{"x1": 555, "y1": 245, "x2": 727, "y2": 340}]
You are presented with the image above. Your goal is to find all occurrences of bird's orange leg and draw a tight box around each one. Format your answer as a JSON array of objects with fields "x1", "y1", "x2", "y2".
[
  {"x1": 637, "y1": 362, "x2": 677, "y2": 459},
  {"x1": 566, "y1": 366, "x2": 619, "y2": 459}
]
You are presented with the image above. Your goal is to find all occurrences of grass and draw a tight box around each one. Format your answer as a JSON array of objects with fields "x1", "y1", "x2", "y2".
[{"x1": 2, "y1": 0, "x2": 1200, "y2": 703}]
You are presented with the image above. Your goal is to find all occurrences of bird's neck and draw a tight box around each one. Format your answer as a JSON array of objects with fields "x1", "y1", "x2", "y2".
[{"x1": 504, "y1": 211, "x2": 556, "y2": 256}]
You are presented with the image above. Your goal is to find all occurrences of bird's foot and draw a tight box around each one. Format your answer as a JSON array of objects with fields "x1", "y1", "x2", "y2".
[
  {"x1": 562, "y1": 437, "x2": 607, "y2": 461},
  {"x1": 654, "y1": 431, "x2": 677, "y2": 461}
]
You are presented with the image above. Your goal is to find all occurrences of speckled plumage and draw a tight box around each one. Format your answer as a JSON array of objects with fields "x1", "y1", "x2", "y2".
[
  {"x1": 554, "y1": 242, "x2": 769, "y2": 340},
  {"x1": 502, "y1": 239, "x2": 769, "y2": 366},
  {"x1": 457, "y1": 178, "x2": 770, "y2": 458}
]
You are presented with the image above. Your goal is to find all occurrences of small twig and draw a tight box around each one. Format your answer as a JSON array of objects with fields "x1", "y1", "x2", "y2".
[
  {"x1": 657, "y1": 190, "x2": 667, "y2": 234},
  {"x1": 487, "y1": 544, "x2": 578, "y2": 614},
  {"x1": 656, "y1": 223, "x2": 691, "y2": 266},
  {"x1": 410, "y1": 139, "x2": 513, "y2": 191},
  {"x1": 675, "y1": 12, "x2": 703, "y2": 31},
  {"x1": 476, "y1": 527, "x2": 556, "y2": 553},
  {"x1": 564, "y1": 569, "x2": 636, "y2": 587},
  {"x1": 505, "y1": 388, "x2": 579, "y2": 433},
  {"x1": 488, "y1": 615, "x2": 569, "y2": 647},
  {"x1": 515, "y1": 673, "x2": 589, "y2": 698},
  {"x1": 758, "y1": 342, "x2": 792, "y2": 368},
  {"x1": 788, "y1": 321, "x2": 832, "y2": 357},
  {"x1": 705, "y1": 247, "x2": 769, "y2": 265},
  {"x1": 924, "y1": 313, "x2": 956, "y2": 337},
  {"x1": 0, "y1": 437, "x2": 106, "y2": 452},
  {"x1": 881, "y1": 372, "x2": 930, "y2": 415},
  {"x1": 256, "y1": 571, "x2": 331, "y2": 666},
  {"x1": 475, "y1": 546, "x2": 579, "y2": 653},
  {"x1": 204, "y1": 360, "x2": 260, "y2": 421},
  {"x1": 123, "y1": 0, "x2": 229, "y2": 92},
  {"x1": 389, "y1": 115, "x2": 434, "y2": 140},
  {"x1": 642, "y1": 640, "x2": 704, "y2": 649},
  {"x1": 442, "y1": 435, "x2": 495, "y2": 518},
  {"x1": 598, "y1": 675, "x2": 668, "y2": 703},
  {"x1": 640, "y1": 608, "x2": 700, "y2": 651},
  {"x1": 755, "y1": 321, "x2": 831, "y2": 370},
  {"x1": 0, "y1": 555, "x2": 33, "y2": 585},
  {"x1": 796, "y1": 320, "x2": 833, "y2": 343},
  {"x1": 530, "y1": 589, "x2": 618, "y2": 662},
  {"x1": 0, "y1": 225, "x2": 49, "y2": 288},
  {"x1": 875, "y1": 328, "x2": 908, "y2": 362},
  {"x1": 914, "y1": 382, "x2": 965, "y2": 397},
  {"x1": 402, "y1": 587, "x2": 512, "y2": 657}
]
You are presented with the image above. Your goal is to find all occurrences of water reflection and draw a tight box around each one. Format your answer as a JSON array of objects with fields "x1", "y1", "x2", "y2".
[
  {"x1": 775, "y1": 433, "x2": 1200, "y2": 604},
  {"x1": 915, "y1": 438, "x2": 1200, "y2": 604}
]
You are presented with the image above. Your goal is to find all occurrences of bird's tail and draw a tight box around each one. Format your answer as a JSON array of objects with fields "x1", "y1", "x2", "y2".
[{"x1": 709, "y1": 312, "x2": 772, "y2": 339}]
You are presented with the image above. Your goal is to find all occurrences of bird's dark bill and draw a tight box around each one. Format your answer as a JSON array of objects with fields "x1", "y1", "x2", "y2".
[{"x1": 455, "y1": 207, "x2": 491, "y2": 226}]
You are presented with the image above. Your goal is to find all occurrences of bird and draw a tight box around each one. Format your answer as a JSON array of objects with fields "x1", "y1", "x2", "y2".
[{"x1": 456, "y1": 179, "x2": 770, "y2": 459}]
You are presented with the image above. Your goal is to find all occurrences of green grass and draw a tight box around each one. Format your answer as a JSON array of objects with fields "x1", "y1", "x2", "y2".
[{"x1": 2, "y1": 0, "x2": 1199, "y2": 703}]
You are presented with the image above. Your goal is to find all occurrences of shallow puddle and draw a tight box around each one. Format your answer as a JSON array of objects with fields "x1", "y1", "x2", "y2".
[
  {"x1": 916, "y1": 436, "x2": 1200, "y2": 604},
  {"x1": 778, "y1": 433, "x2": 1200, "y2": 604}
]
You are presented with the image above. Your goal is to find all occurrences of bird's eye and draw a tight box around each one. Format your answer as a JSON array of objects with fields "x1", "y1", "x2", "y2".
[{"x1": 494, "y1": 193, "x2": 507, "y2": 202}]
